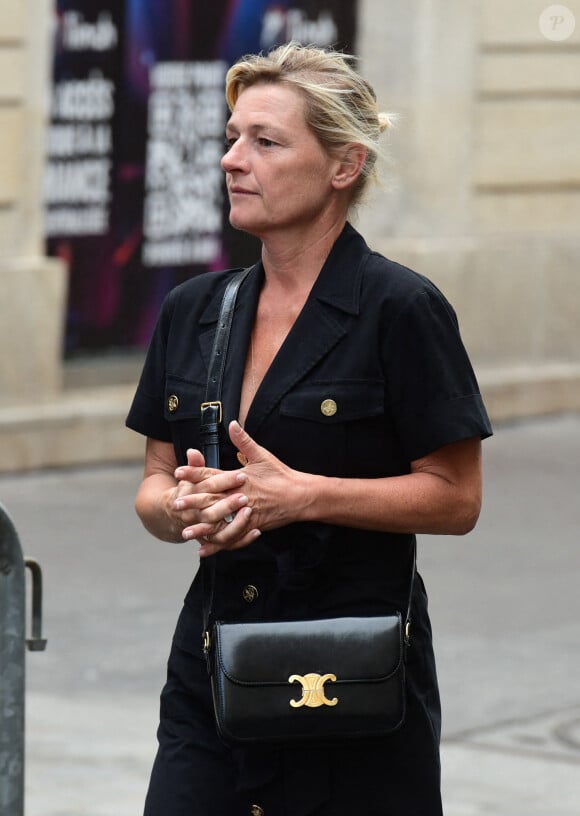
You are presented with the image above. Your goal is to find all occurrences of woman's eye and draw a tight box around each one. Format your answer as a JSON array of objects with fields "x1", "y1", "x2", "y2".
[
  {"x1": 224, "y1": 137, "x2": 236, "y2": 152},
  {"x1": 257, "y1": 137, "x2": 276, "y2": 148}
]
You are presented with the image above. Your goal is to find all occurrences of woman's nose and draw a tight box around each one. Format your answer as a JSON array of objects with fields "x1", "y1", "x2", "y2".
[{"x1": 221, "y1": 139, "x2": 246, "y2": 173}]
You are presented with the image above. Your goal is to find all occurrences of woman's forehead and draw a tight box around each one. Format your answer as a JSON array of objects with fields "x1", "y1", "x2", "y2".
[{"x1": 228, "y1": 83, "x2": 306, "y2": 126}]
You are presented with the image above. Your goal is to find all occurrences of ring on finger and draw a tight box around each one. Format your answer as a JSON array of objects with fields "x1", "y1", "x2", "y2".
[{"x1": 223, "y1": 513, "x2": 235, "y2": 524}]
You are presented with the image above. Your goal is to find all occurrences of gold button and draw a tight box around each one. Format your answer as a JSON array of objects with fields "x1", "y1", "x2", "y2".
[
  {"x1": 250, "y1": 807, "x2": 264, "y2": 816},
  {"x1": 167, "y1": 394, "x2": 179, "y2": 413},
  {"x1": 320, "y1": 398, "x2": 337, "y2": 417},
  {"x1": 242, "y1": 584, "x2": 259, "y2": 603}
]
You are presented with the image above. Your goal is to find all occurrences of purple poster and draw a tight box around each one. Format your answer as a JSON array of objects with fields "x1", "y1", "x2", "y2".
[{"x1": 46, "y1": 1, "x2": 357, "y2": 357}]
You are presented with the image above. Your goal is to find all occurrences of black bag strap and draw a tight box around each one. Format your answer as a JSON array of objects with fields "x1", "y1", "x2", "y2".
[
  {"x1": 200, "y1": 266, "x2": 253, "y2": 657},
  {"x1": 200, "y1": 263, "x2": 416, "y2": 654},
  {"x1": 199, "y1": 266, "x2": 254, "y2": 468}
]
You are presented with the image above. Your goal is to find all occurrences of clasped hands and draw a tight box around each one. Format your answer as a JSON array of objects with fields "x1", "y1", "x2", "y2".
[{"x1": 171, "y1": 420, "x2": 300, "y2": 557}]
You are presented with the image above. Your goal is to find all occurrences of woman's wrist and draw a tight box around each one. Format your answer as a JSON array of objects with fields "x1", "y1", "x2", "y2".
[
  {"x1": 136, "y1": 475, "x2": 183, "y2": 543},
  {"x1": 293, "y1": 471, "x2": 329, "y2": 524},
  {"x1": 160, "y1": 486, "x2": 184, "y2": 542}
]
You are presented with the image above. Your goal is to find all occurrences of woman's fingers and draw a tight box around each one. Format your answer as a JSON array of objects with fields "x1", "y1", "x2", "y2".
[
  {"x1": 229, "y1": 420, "x2": 266, "y2": 465},
  {"x1": 198, "y1": 526, "x2": 262, "y2": 558},
  {"x1": 169, "y1": 421, "x2": 295, "y2": 549},
  {"x1": 190, "y1": 504, "x2": 252, "y2": 541},
  {"x1": 172, "y1": 448, "x2": 210, "y2": 482},
  {"x1": 175, "y1": 464, "x2": 244, "y2": 489},
  {"x1": 186, "y1": 448, "x2": 206, "y2": 467},
  {"x1": 175, "y1": 491, "x2": 248, "y2": 521},
  {"x1": 182, "y1": 502, "x2": 261, "y2": 552}
]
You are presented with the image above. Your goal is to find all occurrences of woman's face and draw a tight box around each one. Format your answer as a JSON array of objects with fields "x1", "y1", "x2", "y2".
[{"x1": 221, "y1": 83, "x2": 343, "y2": 240}]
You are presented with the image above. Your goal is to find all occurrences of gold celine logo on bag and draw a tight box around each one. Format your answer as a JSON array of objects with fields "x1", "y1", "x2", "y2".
[{"x1": 288, "y1": 673, "x2": 338, "y2": 708}]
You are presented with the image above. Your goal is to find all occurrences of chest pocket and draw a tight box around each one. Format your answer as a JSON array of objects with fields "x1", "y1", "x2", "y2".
[
  {"x1": 164, "y1": 375, "x2": 205, "y2": 464},
  {"x1": 277, "y1": 380, "x2": 386, "y2": 477}
]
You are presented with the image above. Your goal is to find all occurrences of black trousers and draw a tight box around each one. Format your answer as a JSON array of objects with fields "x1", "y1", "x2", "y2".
[{"x1": 143, "y1": 604, "x2": 443, "y2": 816}]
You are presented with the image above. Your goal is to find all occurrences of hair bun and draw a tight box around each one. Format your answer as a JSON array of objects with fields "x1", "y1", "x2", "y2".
[{"x1": 378, "y1": 112, "x2": 396, "y2": 133}]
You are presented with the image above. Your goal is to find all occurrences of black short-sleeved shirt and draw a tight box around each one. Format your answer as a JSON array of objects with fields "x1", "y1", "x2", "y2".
[
  {"x1": 127, "y1": 223, "x2": 492, "y2": 813},
  {"x1": 127, "y1": 221, "x2": 491, "y2": 609}
]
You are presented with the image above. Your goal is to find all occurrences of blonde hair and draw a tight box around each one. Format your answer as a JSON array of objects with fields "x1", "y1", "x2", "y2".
[{"x1": 225, "y1": 42, "x2": 393, "y2": 206}]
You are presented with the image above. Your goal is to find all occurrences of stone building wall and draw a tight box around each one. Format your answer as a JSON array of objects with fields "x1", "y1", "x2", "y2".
[
  {"x1": 0, "y1": 1, "x2": 137, "y2": 471},
  {"x1": 0, "y1": 0, "x2": 578, "y2": 471},
  {"x1": 0, "y1": 0, "x2": 67, "y2": 405},
  {"x1": 358, "y1": 0, "x2": 580, "y2": 420}
]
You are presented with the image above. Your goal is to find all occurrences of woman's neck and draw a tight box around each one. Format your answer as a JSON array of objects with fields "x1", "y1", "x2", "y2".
[{"x1": 259, "y1": 216, "x2": 346, "y2": 291}]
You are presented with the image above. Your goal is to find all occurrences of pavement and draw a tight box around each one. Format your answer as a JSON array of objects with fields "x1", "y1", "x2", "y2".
[{"x1": 1, "y1": 412, "x2": 579, "y2": 815}]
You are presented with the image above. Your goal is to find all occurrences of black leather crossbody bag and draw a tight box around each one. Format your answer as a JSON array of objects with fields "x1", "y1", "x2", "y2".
[{"x1": 200, "y1": 267, "x2": 415, "y2": 745}]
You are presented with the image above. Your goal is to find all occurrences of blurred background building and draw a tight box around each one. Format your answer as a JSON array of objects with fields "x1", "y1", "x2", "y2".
[{"x1": 1, "y1": 0, "x2": 579, "y2": 472}]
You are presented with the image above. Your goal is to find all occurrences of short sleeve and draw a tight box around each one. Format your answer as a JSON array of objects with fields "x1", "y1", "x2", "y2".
[
  {"x1": 125, "y1": 293, "x2": 174, "y2": 442},
  {"x1": 385, "y1": 286, "x2": 492, "y2": 462}
]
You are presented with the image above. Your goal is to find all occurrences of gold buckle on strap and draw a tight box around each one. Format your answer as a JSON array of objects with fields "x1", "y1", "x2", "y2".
[{"x1": 200, "y1": 401, "x2": 222, "y2": 424}]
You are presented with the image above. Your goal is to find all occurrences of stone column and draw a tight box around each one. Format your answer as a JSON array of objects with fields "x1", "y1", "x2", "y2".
[
  {"x1": 355, "y1": 0, "x2": 484, "y2": 360},
  {"x1": 0, "y1": 0, "x2": 67, "y2": 406},
  {"x1": 356, "y1": 0, "x2": 580, "y2": 420},
  {"x1": 357, "y1": 0, "x2": 480, "y2": 241}
]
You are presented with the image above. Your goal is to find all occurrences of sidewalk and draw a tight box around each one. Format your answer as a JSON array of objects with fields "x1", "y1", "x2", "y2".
[{"x1": 1, "y1": 413, "x2": 579, "y2": 815}]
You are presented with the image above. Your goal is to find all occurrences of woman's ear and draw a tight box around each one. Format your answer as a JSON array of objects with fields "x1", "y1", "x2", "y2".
[{"x1": 331, "y1": 144, "x2": 367, "y2": 191}]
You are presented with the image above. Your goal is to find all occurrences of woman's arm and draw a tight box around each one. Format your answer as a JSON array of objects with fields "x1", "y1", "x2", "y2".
[
  {"x1": 135, "y1": 438, "x2": 183, "y2": 542},
  {"x1": 179, "y1": 421, "x2": 483, "y2": 557},
  {"x1": 135, "y1": 437, "x2": 254, "y2": 543},
  {"x1": 300, "y1": 435, "x2": 482, "y2": 535}
]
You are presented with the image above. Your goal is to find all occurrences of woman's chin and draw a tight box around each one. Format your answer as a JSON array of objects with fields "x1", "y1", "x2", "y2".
[{"x1": 228, "y1": 213, "x2": 264, "y2": 237}]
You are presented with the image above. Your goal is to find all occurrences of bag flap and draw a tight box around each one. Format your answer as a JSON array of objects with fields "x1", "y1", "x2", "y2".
[{"x1": 214, "y1": 615, "x2": 403, "y2": 686}]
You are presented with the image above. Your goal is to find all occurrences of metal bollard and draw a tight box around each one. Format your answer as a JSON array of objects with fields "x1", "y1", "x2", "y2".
[{"x1": 0, "y1": 503, "x2": 47, "y2": 816}]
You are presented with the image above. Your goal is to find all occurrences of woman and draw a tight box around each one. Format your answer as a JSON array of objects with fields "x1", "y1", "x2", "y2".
[{"x1": 127, "y1": 43, "x2": 492, "y2": 816}]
